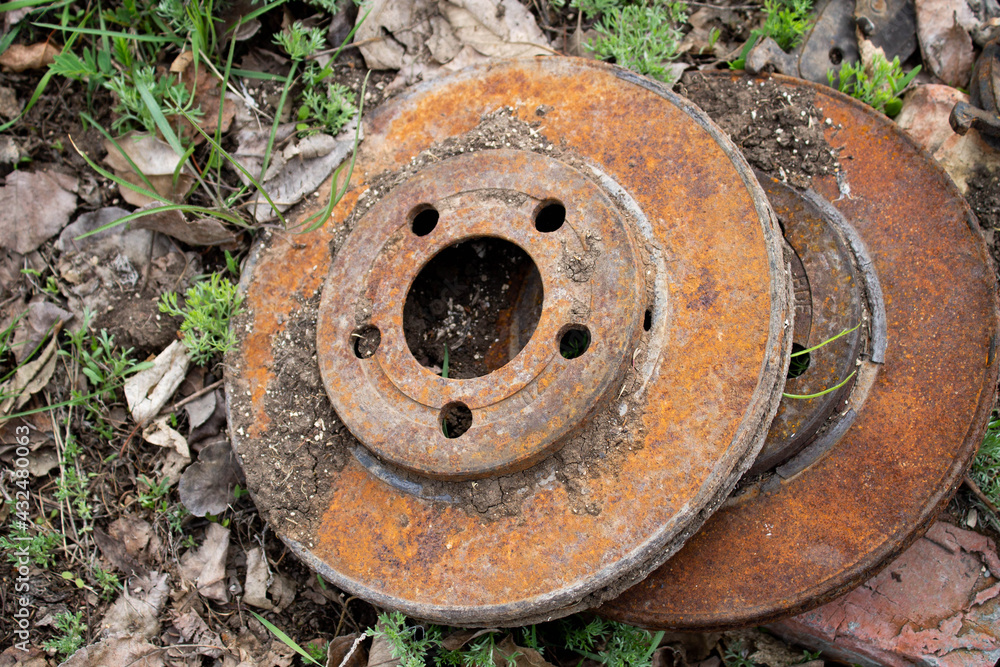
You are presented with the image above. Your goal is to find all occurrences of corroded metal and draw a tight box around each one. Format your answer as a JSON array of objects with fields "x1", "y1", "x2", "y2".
[
  {"x1": 226, "y1": 59, "x2": 792, "y2": 626},
  {"x1": 599, "y1": 72, "x2": 999, "y2": 630},
  {"x1": 316, "y1": 151, "x2": 643, "y2": 480},
  {"x1": 748, "y1": 172, "x2": 863, "y2": 476}
]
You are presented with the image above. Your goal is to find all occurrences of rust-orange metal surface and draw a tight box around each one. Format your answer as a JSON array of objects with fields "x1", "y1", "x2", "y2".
[
  {"x1": 599, "y1": 72, "x2": 1000, "y2": 630},
  {"x1": 226, "y1": 59, "x2": 792, "y2": 625}
]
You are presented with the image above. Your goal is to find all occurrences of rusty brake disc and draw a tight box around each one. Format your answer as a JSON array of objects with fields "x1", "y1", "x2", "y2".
[
  {"x1": 225, "y1": 59, "x2": 792, "y2": 626},
  {"x1": 599, "y1": 72, "x2": 999, "y2": 630}
]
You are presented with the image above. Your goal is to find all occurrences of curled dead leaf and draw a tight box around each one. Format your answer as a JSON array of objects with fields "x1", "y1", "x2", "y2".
[
  {"x1": 124, "y1": 340, "x2": 191, "y2": 425},
  {"x1": 131, "y1": 205, "x2": 238, "y2": 246}
]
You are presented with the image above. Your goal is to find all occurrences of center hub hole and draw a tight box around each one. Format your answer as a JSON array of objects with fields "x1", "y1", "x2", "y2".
[{"x1": 403, "y1": 237, "x2": 543, "y2": 379}]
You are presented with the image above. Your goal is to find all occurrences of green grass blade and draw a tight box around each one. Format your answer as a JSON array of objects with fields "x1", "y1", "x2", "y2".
[
  {"x1": 230, "y1": 0, "x2": 288, "y2": 30},
  {"x1": 790, "y1": 322, "x2": 860, "y2": 357},
  {"x1": 442, "y1": 343, "x2": 449, "y2": 379},
  {"x1": 80, "y1": 113, "x2": 158, "y2": 193},
  {"x1": 0, "y1": 66, "x2": 55, "y2": 133},
  {"x1": 132, "y1": 66, "x2": 185, "y2": 156},
  {"x1": 249, "y1": 611, "x2": 321, "y2": 666},
  {"x1": 71, "y1": 204, "x2": 247, "y2": 241},
  {"x1": 258, "y1": 59, "x2": 298, "y2": 185},
  {"x1": 0, "y1": 0, "x2": 52, "y2": 11},
  {"x1": 0, "y1": 23, "x2": 21, "y2": 57},
  {"x1": 783, "y1": 370, "x2": 857, "y2": 400},
  {"x1": 32, "y1": 22, "x2": 184, "y2": 44},
  {"x1": 229, "y1": 68, "x2": 287, "y2": 82}
]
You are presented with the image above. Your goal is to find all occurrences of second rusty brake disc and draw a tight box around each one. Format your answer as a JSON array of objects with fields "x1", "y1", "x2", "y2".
[
  {"x1": 225, "y1": 58, "x2": 792, "y2": 626},
  {"x1": 599, "y1": 72, "x2": 999, "y2": 630}
]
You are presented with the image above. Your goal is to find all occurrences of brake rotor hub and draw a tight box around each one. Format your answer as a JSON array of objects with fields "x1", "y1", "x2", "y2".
[
  {"x1": 317, "y1": 150, "x2": 644, "y2": 480},
  {"x1": 226, "y1": 59, "x2": 792, "y2": 626}
]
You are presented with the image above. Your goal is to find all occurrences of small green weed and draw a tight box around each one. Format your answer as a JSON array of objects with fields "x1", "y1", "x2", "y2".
[
  {"x1": 61, "y1": 312, "x2": 151, "y2": 439},
  {"x1": 159, "y1": 272, "x2": 243, "y2": 366},
  {"x1": 721, "y1": 639, "x2": 756, "y2": 667},
  {"x1": 42, "y1": 610, "x2": 86, "y2": 659},
  {"x1": 730, "y1": 0, "x2": 814, "y2": 69},
  {"x1": 972, "y1": 417, "x2": 1000, "y2": 517},
  {"x1": 0, "y1": 523, "x2": 62, "y2": 569},
  {"x1": 564, "y1": 617, "x2": 664, "y2": 667},
  {"x1": 367, "y1": 611, "x2": 442, "y2": 667},
  {"x1": 93, "y1": 564, "x2": 121, "y2": 600},
  {"x1": 588, "y1": 1, "x2": 689, "y2": 84},
  {"x1": 137, "y1": 475, "x2": 173, "y2": 511},
  {"x1": 828, "y1": 53, "x2": 920, "y2": 117}
]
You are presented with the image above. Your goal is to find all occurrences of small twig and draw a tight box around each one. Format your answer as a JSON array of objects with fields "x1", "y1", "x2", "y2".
[
  {"x1": 163, "y1": 378, "x2": 224, "y2": 416},
  {"x1": 964, "y1": 474, "x2": 999, "y2": 515}
]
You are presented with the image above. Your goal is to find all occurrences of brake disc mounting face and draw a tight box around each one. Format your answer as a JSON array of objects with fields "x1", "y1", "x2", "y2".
[
  {"x1": 317, "y1": 150, "x2": 643, "y2": 480},
  {"x1": 226, "y1": 59, "x2": 792, "y2": 626}
]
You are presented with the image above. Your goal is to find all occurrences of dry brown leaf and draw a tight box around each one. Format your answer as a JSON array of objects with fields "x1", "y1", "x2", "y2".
[
  {"x1": 178, "y1": 439, "x2": 241, "y2": 516},
  {"x1": 143, "y1": 415, "x2": 191, "y2": 459},
  {"x1": 0, "y1": 42, "x2": 59, "y2": 72},
  {"x1": 0, "y1": 333, "x2": 59, "y2": 419},
  {"x1": 915, "y1": 0, "x2": 978, "y2": 87},
  {"x1": 443, "y1": 0, "x2": 550, "y2": 57},
  {"x1": 0, "y1": 169, "x2": 78, "y2": 254},
  {"x1": 326, "y1": 633, "x2": 368, "y2": 667},
  {"x1": 61, "y1": 637, "x2": 166, "y2": 667},
  {"x1": 179, "y1": 523, "x2": 230, "y2": 602},
  {"x1": 0, "y1": 645, "x2": 48, "y2": 666},
  {"x1": 172, "y1": 610, "x2": 224, "y2": 657},
  {"x1": 495, "y1": 635, "x2": 556, "y2": 666},
  {"x1": 99, "y1": 572, "x2": 170, "y2": 641},
  {"x1": 132, "y1": 205, "x2": 238, "y2": 246},
  {"x1": 103, "y1": 132, "x2": 195, "y2": 206},
  {"x1": 124, "y1": 340, "x2": 191, "y2": 425}
]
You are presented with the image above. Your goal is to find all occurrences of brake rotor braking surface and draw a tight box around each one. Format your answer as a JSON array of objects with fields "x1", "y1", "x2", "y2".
[
  {"x1": 599, "y1": 72, "x2": 999, "y2": 631},
  {"x1": 225, "y1": 59, "x2": 793, "y2": 626}
]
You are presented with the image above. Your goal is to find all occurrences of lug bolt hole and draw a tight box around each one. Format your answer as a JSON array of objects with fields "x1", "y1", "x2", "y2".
[
  {"x1": 534, "y1": 201, "x2": 566, "y2": 233},
  {"x1": 787, "y1": 343, "x2": 811, "y2": 379},
  {"x1": 559, "y1": 325, "x2": 591, "y2": 359},
  {"x1": 410, "y1": 205, "x2": 439, "y2": 236},
  {"x1": 643, "y1": 308, "x2": 653, "y2": 331},
  {"x1": 441, "y1": 402, "x2": 473, "y2": 438},
  {"x1": 352, "y1": 325, "x2": 381, "y2": 359}
]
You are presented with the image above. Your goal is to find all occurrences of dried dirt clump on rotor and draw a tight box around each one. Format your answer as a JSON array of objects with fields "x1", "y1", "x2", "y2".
[{"x1": 228, "y1": 108, "x2": 657, "y2": 538}]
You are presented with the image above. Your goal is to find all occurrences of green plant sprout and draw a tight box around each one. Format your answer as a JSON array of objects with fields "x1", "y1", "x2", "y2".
[
  {"x1": 971, "y1": 417, "x2": 1000, "y2": 521},
  {"x1": 42, "y1": 610, "x2": 86, "y2": 659},
  {"x1": 251, "y1": 611, "x2": 324, "y2": 665},
  {"x1": 782, "y1": 322, "x2": 860, "y2": 400},
  {"x1": 366, "y1": 611, "x2": 442, "y2": 667},
  {"x1": 730, "y1": 0, "x2": 815, "y2": 70},
  {"x1": 159, "y1": 272, "x2": 243, "y2": 366},
  {"x1": 588, "y1": 1, "x2": 689, "y2": 84},
  {"x1": 829, "y1": 53, "x2": 921, "y2": 117},
  {"x1": 564, "y1": 617, "x2": 664, "y2": 667}
]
